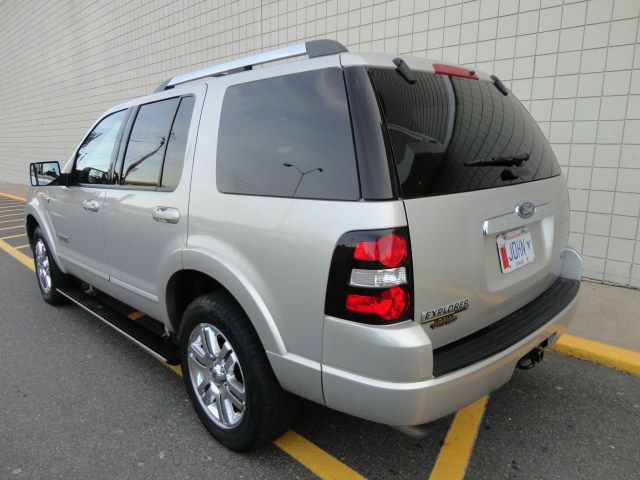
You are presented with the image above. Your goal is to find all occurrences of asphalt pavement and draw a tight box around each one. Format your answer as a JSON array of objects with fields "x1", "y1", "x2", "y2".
[{"x1": 0, "y1": 192, "x2": 639, "y2": 479}]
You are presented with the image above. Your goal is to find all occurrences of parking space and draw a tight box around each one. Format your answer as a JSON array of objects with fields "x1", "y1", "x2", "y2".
[{"x1": 1, "y1": 192, "x2": 639, "y2": 479}]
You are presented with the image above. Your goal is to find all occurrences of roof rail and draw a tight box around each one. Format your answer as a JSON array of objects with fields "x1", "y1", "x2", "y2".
[{"x1": 154, "y1": 39, "x2": 348, "y2": 93}]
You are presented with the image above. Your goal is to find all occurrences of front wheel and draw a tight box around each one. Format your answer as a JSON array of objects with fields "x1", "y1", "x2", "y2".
[
  {"x1": 179, "y1": 292, "x2": 297, "y2": 451},
  {"x1": 31, "y1": 227, "x2": 70, "y2": 305}
]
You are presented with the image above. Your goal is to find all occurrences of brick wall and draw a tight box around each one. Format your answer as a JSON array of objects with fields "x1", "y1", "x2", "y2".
[{"x1": 0, "y1": 0, "x2": 639, "y2": 287}]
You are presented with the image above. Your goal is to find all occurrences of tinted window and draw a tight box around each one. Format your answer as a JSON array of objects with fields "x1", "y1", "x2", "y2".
[
  {"x1": 368, "y1": 68, "x2": 561, "y2": 198},
  {"x1": 73, "y1": 110, "x2": 127, "y2": 184},
  {"x1": 121, "y1": 98, "x2": 180, "y2": 187},
  {"x1": 161, "y1": 97, "x2": 195, "y2": 188},
  {"x1": 217, "y1": 68, "x2": 359, "y2": 200}
]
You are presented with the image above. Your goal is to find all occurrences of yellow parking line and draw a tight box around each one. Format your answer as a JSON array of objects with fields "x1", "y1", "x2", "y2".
[
  {"x1": 0, "y1": 225, "x2": 24, "y2": 231},
  {"x1": 161, "y1": 357, "x2": 363, "y2": 480},
  {"x1": 0, "y1": 213, "x2": 22, "y2": 219},
  {"x1": 0, "y1": 219, "x2": 22, "y2": 224},
  {"x1": 0, "y1": 192, "x2": 27, "y2": 202},
  {"x1": 162, "y1": 358, "x2": 363, "y2": 479},
  {"x1": 429, "y1": 396, "x2": 488, "y2": 480},
  {"x1": 0, "y1": 237, "x2": 34, "y2": 271},
  {"x1": 552, "y1": 334, "x2": 640, "y2": 377},
  {"x1": 165, "y1": 363, "x2": 183, "y2": 376},
  {"x1": 275, "y1": 431, "x2": 365, "y2": 480},
  {"x1": 127, "y1": 311, "x2": 145, "y2": 320},
  {"x1": 15, "y1": 244, "x2": 31, "y2": 250},
  {"x1": 1, "y1": 233, "x2": 27, "y2": 240},
  {"x1": 0, "y1": 205, "x2": 23, "y2": 210}
]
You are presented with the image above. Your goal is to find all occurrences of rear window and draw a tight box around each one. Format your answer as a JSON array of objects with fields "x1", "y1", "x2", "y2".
[
  {"x1": 368, "y1": 67, "x2": 561, "y2": 198},
  {"x1": 216, "y1": 68, "x2": 360, "y2": 200}
]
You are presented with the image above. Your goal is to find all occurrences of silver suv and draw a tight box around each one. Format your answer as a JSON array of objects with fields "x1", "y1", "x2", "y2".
[{"x1": 26, "y1": 40, "x2": 581, "y2": 451}]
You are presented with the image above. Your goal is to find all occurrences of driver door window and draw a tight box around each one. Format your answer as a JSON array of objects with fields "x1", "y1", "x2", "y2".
[{"x1": 72, "y1": 110, "x2": 128, "y2": 185}]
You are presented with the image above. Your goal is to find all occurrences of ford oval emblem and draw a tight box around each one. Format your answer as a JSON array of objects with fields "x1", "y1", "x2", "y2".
[{"x1": 516, "y1": 201, "x2": 535, "y2": 218}]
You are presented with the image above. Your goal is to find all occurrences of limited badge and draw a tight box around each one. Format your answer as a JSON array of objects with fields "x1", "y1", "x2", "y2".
[{"x1": 421, "y1": 298, "x2": 469, "y2": 329}]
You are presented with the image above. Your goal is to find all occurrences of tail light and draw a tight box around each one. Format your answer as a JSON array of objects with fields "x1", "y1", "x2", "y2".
[{"x1": 325, "y1": 227, "x2": 413, "y2": 324}]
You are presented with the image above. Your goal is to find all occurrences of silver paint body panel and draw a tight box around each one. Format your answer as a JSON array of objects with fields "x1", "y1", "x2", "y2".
[{"x1": 26, "y1": 49, "x2": 581, "y2": 424}]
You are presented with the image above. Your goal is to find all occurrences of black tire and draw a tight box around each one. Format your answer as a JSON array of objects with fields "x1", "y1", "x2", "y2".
[
  {"x1": 31, "y1": 226, "x2": 70, "y2": 305},
  {"x1": 179, "y1": 292, "x2": 297, "y2": 451}
]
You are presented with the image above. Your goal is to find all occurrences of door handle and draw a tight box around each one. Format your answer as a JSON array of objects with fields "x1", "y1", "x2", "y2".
[
  {"x1": 152, "y1": 206, "x2": 180, "y2": 224},
  {"x1": 82, "y1": 199, "x2": 100, "y2": 212}
]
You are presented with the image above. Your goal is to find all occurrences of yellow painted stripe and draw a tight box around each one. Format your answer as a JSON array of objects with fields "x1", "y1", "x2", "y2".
[
  {"x1": 0, "y1": 233, "x2": 27, "y2": 240},
  {"x1": 0, "y1": 192, "x2": 27, "y2": 202},
  {"x1": 0, "y1": 206, "x2": 23, "y2": 210},
  {"x1": 274, "y1": 430, "x2": 365, "y2": 480},
  {"x1": 552, "y1": 334, "x2": 640, "y2": 377},
  {"x1": 0, "y1": 213, "x2": 22, "y2": 219},
  {"x1": 0, "y1": 237, "x2": 35, "y2": 271},
  {"x1": 0, "y1": 225, "x2": 23, "y2": 231},
  {"x1": 165, "y1": 363, "x2": 183, "y2": 376},
  {"x1": 127, "y1": 311, "x2": 145, "y2": 320},
  {"x1": 0, "y1": 219, "x2": 22, "y2": 224},
  {"x1": 429, "y1": 396, "x2": 488, "y2": 480},
  {"x1": 15, "y1": 244, "x2": 31, "y2": 250},
  {"x1": 162, "y1": 359, "x2": 364, "y2": 479}
]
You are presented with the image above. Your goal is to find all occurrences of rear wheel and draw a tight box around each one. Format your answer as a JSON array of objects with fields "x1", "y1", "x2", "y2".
[
  {"x1": 179, "y1": 292, "x2": 297, "y2": 451},
  {"x1": 32, "y1": 227, "x2": 70, "y2": 305}
]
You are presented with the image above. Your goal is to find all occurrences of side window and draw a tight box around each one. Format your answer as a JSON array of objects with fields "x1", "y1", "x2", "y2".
[
  {"x1": 161, "y1": 96, "x2": 195, "y2": 188},
  {"x1": 73, "y1": 110, "x2": 127, "y2": 185},
  {"x1": 216, "y1": 68, "x2": 360, "y2": 200},
  {"x1": 120, "y1": 98, "x2": 180, "y2": 187}
]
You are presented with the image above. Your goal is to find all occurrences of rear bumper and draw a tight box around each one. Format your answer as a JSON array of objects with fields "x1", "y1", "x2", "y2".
[{"x1": 321, "y1": 249, "x2": 581, "y2": 426}]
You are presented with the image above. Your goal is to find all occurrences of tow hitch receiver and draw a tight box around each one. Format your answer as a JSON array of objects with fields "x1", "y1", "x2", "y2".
[{"x1": 517, "y1": 346, "x2": 545, "y2": 370}]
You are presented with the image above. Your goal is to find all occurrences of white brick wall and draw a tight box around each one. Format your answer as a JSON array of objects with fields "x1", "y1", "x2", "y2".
[{"x1": 0, "y1": 0, "x2": 639, "y2": 287}]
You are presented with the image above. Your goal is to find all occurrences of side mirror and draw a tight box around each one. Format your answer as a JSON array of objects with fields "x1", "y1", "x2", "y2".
[{"x1": 30, "y1": 162, "x2": 62, "y2": 186}]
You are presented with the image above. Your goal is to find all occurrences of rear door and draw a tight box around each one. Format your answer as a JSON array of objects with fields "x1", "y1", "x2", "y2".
[
  {"x1": 102, "y1": 88, "x2": 202, "y2": 309},
  {"x1": 367, "y1": 65, "x2": 568, "y2": 348}
]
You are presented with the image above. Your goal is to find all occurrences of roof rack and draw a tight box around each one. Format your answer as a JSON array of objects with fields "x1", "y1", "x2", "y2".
[{"x1": 154, "y1": 39, "x2": 348, "y2": 93}]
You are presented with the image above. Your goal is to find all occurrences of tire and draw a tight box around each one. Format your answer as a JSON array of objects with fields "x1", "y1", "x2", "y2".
[
  {"x1": 179, "y1": 292, "x2": 297, "y2": 451},
  {"x1": 31, "y1": 226, "x2": 70, "y2": 305}
]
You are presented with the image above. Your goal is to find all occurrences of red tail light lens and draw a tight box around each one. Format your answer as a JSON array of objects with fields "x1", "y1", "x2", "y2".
[
  {"x1": 325, "y1": 227, "x2": 413, "y2": 324},
  {"x1": 346, "y1": 286, "x2": 410, "y2": 321},
  {"x1": 354, "y1": 233, "x2": 407, "y2": 267}
]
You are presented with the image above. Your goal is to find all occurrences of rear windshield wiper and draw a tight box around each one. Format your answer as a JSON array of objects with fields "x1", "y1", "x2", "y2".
[
  {"x1": 393, "y1": 57, "x2": 416, "y2": 84},
  {"x1": 465, "y1": 153, "x2": 529, "y2": 167}
]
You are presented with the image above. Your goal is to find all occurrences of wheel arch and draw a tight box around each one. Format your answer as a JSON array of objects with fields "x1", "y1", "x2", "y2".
[
  {"x1": 165, "y1": 251, "x2": 286, "y2": 356},
  {"x1": 26, "y1": 214, "x2": 39, "y2": 243},
  {"x1": 24, "y1": 204, "x2": 65, "y2": 271}
]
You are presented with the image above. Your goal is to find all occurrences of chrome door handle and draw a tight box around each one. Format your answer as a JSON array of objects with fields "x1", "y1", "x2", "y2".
[
  {"x1": 152, "y1": 206, "x2": 180, "y2": 224},
  {"x1": 82, "y1": 199, "x2": 100, "y2": 212}
]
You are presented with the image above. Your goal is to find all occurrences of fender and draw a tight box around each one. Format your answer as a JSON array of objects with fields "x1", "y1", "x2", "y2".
[
  {"x1": 25, "y1": 193, "x2": 67, "y2": 273},
  {"x1": 179, "y1": 247, "x2": 287, "y2": 355}
]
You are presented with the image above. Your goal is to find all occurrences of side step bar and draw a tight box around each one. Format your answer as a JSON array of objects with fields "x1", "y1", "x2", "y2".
[{"x1": 57, "y1": 287, "x2": 180, "y2": 365}]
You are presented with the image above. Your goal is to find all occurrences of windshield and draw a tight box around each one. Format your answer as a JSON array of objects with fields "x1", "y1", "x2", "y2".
[{"x1": 368, "y1": 67, "x2": 561, "y2": 198}]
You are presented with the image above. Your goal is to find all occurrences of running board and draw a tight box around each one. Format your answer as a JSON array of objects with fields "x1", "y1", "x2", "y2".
[{"x1": 57, "y1": 286, "x2": 180, "y2": 365}]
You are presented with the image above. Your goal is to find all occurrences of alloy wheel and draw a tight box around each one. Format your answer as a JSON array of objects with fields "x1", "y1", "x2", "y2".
[
  {"x1": 34, "y1": 239, "x2": 52, "y2": 294},
  {"x1": 187, "y1": 323, "x2": 246, "y2": 429}
]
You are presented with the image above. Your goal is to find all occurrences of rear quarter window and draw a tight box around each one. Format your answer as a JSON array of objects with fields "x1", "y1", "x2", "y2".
[
  {"x1": 368, "y1": 67, "x2": 561, "y2": 198},
  {"x1": 216, "y1": 68, "x2": 360, "y2": 200}
]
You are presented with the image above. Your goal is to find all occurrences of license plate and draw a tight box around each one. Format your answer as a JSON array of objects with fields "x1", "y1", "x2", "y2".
[{"x1": 496, "y1": 228, "x2": 534, "y2": 273}]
